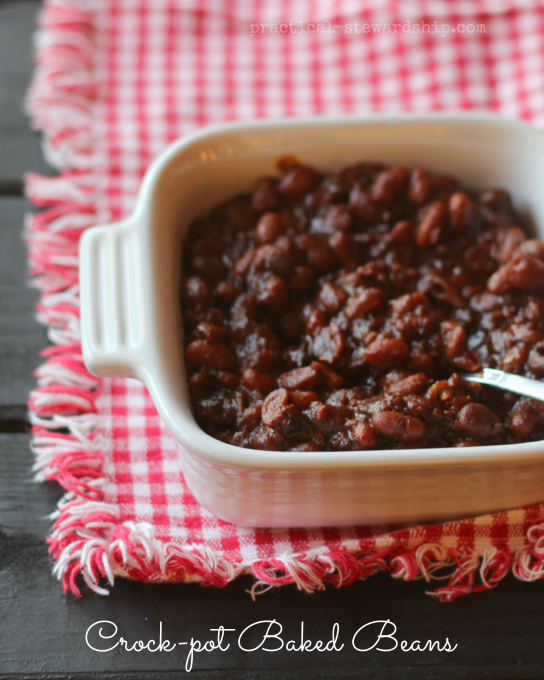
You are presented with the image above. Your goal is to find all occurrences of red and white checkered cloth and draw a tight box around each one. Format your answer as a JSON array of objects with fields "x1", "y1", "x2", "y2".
[{"x1": 26, "y1": 0, "x2": 544, "y2": 599}]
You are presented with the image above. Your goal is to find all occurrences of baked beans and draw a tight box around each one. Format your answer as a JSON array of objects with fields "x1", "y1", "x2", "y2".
[{"x1": 181, "y1": 159, "x2": 544, "y2": 451}]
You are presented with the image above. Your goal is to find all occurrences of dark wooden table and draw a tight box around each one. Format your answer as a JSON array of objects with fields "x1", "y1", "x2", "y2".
[{"x1": 3, "y1": 2, "x2": 544, "y2": 678}]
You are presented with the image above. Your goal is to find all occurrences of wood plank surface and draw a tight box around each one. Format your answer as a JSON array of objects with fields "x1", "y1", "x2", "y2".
[
  {"x1": 0, "y1": 0, "x2": 51, "y2": 186},
  {"x1": 1, "y1": 437, "x2": 544, "y2": 679},
  {"x1": 0, "y1": 0, "x2": 50, "y2": 414},
  {"x1": 0, "y1": 197, "x2": 48, "y2": 409}
]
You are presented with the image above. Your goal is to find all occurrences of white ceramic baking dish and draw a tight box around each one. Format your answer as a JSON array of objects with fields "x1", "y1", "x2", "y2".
[{"x1": 80, "y1": 113, "x2": 544, "y2": 527}]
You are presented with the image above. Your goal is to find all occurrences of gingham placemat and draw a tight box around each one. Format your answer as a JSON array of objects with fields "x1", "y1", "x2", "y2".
[{"x1": 26, "y1": 0, "x2": 544, "y2": 599}]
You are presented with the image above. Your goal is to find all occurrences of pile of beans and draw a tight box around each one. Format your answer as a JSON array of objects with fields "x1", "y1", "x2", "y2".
[{"x1": 181, "y1": 158, "x2": 544, "y2": 451}]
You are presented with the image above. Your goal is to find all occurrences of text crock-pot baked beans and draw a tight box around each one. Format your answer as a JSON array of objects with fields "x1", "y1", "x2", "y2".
[{"x1": 181, "y1": 159, "x2": 544, "y2": 451}]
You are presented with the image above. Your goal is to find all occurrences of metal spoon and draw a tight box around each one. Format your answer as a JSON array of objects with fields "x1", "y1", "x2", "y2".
[{"x1": 461, "y1": 367, "x2": 544, "y2": 402}]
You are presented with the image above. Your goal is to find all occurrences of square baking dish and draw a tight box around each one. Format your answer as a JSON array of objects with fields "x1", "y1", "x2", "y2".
[{"x1": 80, "y1": 113, "x2": 544, "y2": 527}]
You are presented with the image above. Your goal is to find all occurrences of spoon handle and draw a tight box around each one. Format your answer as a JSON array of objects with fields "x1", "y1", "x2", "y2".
[{"x1": 462, "y1": 367, "x2": 544, "y2": 402}]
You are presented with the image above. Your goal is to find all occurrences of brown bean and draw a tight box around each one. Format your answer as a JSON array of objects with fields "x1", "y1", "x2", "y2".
[
  {"x1": 305, "y1": 309, "x2": 328, "y2": 336},
  {"x1": 279, "y1": 165, "x2": 320, "y2": 198},
  {"x1": 328, "y1": 232, "x2": 360, "y2": 270},
  {"x1": 527, "y1": 341, "x2": 544, "y2": 376},
  {"x1": 416, "y1": 201, "x2": 447, "y2": 247},
  {"x1": 391, "y1": 314, "x2": 429, "y2": 340},
  {"x1": 279, "y1": 364, "x2": 323, "y2": 391},
  {"x1": 262, "y1": 388, "x2": 293, "y2": 427},
  {"x1": 357, "y1": 261, "x2": 390, "y2": 280},
  {"x1": 349, "y1": 419, "x2": 377, "y2": 449},
  {"x1": 480, "y1": 188, "x2": 512, "y2": 211},
  {"x1": 255, "y1": 274, "x2": 288, "y2": 316},
  {"x1": 487, "y1": 263, "x2": 513, "y2": 294},
  {"x1": 526, "y1": 297, "x2": 544, "y2": 322},
  {"x1": 185, "y1": 307, "x2": 225, "y2": 329},
  {"x1": 215, "y1": 371, "x2": 240, "y2": 389},
  {"x1": 371, "y1": 166, "x2": 410, "y2": 202},
  {"x1": 324, "y1": 204, "x2": 353, "y2": 231},
  {"x1": 237, "y1": 332, "x2": 282, "y2": 373},
  {"x1": 344, "y1": 288, "x2": 385, "y2": 320},
  {"x1": 214, "y1": 281, "x2": 240, "y2": 306},
  {"x1": 349, "y1": 187, "x2": 381, "y2": 223},
  {"x1": 186, "y1": 340, "x2": 236, "y2": 372},
  {"x1": 510, "y1": 400, "x2": 539, "y2": 439},
  {"x1": 275, "y1": 234, "x2": 297, "y2": 257},
  {"x1": 510, "y1": 324, "x2": 543, "y2": 344},
  {"x1": 508, "y1": 256, "x2": 544, "y2": 294},
  {"x1": 252, "y1": 426, "x2": 286, "y2": 450},
  {"x1": 296, "y1": 233, "x2": 337, "y2": 273},
  {"x1": 408, "y1": 351, "x2": 435, "y2": 375},
  {"x1": 255, "y1": 212, "x2": 284, "y2": 244},
  {"x1": 240, "y1": 404, "x2": 263, "y2": 430},
  {"x1": 233, "y1": 249, "x2": 257, "y2": 279},
  {"x1": 312, "y1": 323, "x2": 346, "y2": 364},
  {"x1": 513, "y1": 239, "x2": 544, "y2": 262},
  {"x1": 418, "y1": 274, "x2": 464, "y2": 307},
  {"x1": 290, "y1": 391, "x2": 320, "y2": 409},
  {"x1": 317, "y1": 282, "x2": 349, "y2": 315},
  {"x1": 253, "y1": 244, "x2": 294, "y2": 277},
  {"x1": 365, "y1": 338, "x2": 410, "y2": 369},
  {"x1": 404, "y1": 395, "x2": 432, "y2": 418},
  {"x1": 391, "y1": 291, "x2": 429, "y2": 315},
  {"x1": 529, "y1": 398, "x2": 544, "y2": 418},
  {"x1": 316, "y1": 403, "x2": 353, "y2": 433},
  {"x1": 197, "y1": 323, "x2": 230, "y2": 344},
  {"x1": 387, "y1": 373, "x2": 429, "y2": 396},
  {"x1": 380, "y1": 369, "x2": 410, "y2": 389},
  {"x1": 372, "y1": 411, "x2": 425, "y2": 442},
  {"x1": 188, "y1": 371, "x2": 212, "y2": 400},
  {"x1": 452, "y1": 352, "x2": 481, "y2": 372},
  {"x1": 306, "y1": 401, "x2": 329, "y2": 423},
  {"x1": 499, "y1": 227, "x2": 525, "y2": 263},
  {"x1": 182, "y1": 277, "x2": 212, "y2": 309},
  {"x1": 241, "y1": 369, "x2": 277, "y2": 395},
  {"x1": 441, "y1": 321, "x2": 467, "y2": 359},
  {"x1": 456, "y1": 403, "x2": 501, "y2": 439},
  {"x1": 448, "y1": 192, "x2": 472, "y2": 232},
  {"x1": 190, "y1": 255, "x2": 228, "y2": 281},
  {"x1": 320, "y1": 364, "x2": 346, "y2": 389},
  {"x1": 290, "y1": 442, "x2": 322, "y2": 452},
  {"x1": 329, "y1": 431, "x2": 354, "y2": 450},
  {"x1": 230, "y1": 293, "x2": 258, "y2": 326},
  {"x1": 390, "y1": 220, "x2": 414, "y2": 245},
  {"x1": 276, "y1": 155, "x2": 300, "y2": 172},
  {"x1": 500, "y1": 345, "x2": 529, "y2": 374},
  {"x1": 290, "y1": 266, "x2": 315, "y2": 294},
  {"x1": 252, "y1": 177, "x2": 279, "y2": 212},
  {"x1": 408, "y1": 168, "x2": 432, "y2": 205},
  {"x1": 281, "y1": 314, "x2": 304, "y2": 341}
]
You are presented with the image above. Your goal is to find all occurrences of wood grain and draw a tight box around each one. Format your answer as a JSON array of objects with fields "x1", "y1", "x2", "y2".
[
  {"x1": 0, "y1": 197, "x2": 48, "y2": 410},
  {"x1": 0, "y1": 0, "x2": 50, "y2": 417},
  {"x1": 0, "y1": 0, "x2": 51, "y2": 186}
]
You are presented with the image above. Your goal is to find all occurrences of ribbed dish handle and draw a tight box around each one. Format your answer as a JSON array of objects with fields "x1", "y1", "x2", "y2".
[{"x1": 79, "y1": 221, "x2": 146, "y2": 379}]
